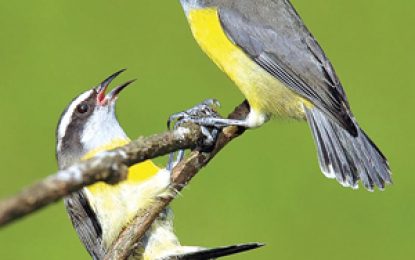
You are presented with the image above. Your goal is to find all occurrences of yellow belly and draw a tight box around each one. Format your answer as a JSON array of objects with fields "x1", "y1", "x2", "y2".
[
  {"x1": 83, "y1": 139, "x2": 159, "y2": 193},
  {"x1": 187, "y1": 8, "x2": 309, "y2": 119},
  {"x1": 81, "y1": 139, "x2": 163, "y2": 247}
]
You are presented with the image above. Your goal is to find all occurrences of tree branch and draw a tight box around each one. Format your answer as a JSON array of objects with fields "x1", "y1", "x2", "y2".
[
  {"x1": 104, "y1": 101, "x2": 250, "y2": 260},
  {"x1": 0, "y1": 100, "x2": 250, "y2": 260},
  {"x1": 0, "y1": 124, "x2": 206, "y2": 227}
]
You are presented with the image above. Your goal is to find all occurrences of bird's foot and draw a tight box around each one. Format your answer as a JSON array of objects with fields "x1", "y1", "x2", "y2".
[{"x1": 166, "y1": 99, "x2": 223, "y2": 170}]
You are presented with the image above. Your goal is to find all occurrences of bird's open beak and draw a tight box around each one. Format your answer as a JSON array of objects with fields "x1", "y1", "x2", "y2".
[{"x1": 95, "y1": 69, "x2": 136, "y2": 105}]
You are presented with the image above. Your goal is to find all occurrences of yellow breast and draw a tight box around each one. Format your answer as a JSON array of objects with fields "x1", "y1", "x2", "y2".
[
  {"x1": 83, "y1": 139, "x2": 160, "y2": 194},
  {"x1": 187, "y1": 8, "x2": 309, "y2": 119},
  {"x1": 81, "y1": 138, "x2": 164, "y2": 247}
]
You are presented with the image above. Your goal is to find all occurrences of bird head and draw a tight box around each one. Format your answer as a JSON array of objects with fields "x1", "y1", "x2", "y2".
[{"x1": 56, "y1": 69, "x2": 135, "y2": 169}]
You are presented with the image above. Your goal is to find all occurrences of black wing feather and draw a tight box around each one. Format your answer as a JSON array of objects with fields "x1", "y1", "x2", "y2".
[
  {"x1": 170, "y1": 243, "x2": 264, "y2": 260},
  {"x1": 64, "y1": 191, "x2": 105, "y2": 260}
]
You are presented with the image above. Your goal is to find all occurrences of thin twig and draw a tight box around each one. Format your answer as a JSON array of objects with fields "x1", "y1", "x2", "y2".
[
  {"x1": 0, "y1": 124, "x2": 205, "y2": 227},
  {"x1": 104, "y1": 101, "x2": 250, "y2": 260}
]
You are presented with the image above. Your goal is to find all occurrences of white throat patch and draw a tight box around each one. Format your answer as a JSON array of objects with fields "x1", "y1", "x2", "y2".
[{"x1": 81, "y1": 104, "x2": 128, "y2": 152}]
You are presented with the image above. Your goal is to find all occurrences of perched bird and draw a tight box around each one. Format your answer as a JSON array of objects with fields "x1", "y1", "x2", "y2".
[
  {"x1": 178, "y1": 0, "x2": 391, "y2": 190},
  {"x1": 55, "y1": 70, "x2": 263, "y2": 259}
]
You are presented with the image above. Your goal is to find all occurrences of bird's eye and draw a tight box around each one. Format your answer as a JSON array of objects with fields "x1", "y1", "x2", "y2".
[{"x1": 77, "y1": 103, "x2": 89, "y2": 114}]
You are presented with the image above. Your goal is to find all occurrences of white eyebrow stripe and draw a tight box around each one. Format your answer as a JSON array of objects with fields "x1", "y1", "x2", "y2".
[{"x1": 57, "y1": 90, "x2": 94, "y2": 152}]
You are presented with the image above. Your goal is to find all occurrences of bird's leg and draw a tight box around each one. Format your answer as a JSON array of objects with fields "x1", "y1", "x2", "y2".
[
  {"x1": 166, "y1": 99, "x2": 224, "y2": 170},
  {"x1": 166, "y1": 99, "x2": 268, "y2": 170},
  {"x1": 170, "y1": 103, "x2": 268, "y2": 129},
  {"x1": 181, "y1": 117, "x2": 250, "y2": 128}
]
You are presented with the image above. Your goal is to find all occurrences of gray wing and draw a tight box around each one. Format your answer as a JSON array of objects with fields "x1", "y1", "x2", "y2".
[
  {"x1": 64, "y1": 191, "x2": 105, "y2": 260},
  {"x1": 218, "y1": 0, "x2": 358, "y2": 136}
]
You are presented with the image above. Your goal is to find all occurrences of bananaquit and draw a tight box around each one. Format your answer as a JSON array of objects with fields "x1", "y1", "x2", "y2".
[
  {"x1": 178, "y1": 0, "x2": 391, "y2": 190},
  {"x1": 55, "y1": 70, "x2": 262, "y2": 259}
]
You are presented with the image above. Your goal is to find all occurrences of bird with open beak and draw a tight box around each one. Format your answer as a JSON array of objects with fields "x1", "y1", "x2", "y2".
[{"x1": 55, "y1": 69, "x2": 262, "y2": 259}]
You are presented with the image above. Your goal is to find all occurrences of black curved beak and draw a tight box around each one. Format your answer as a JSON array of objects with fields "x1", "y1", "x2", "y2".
[
  {"x1": 106, "y1": 79, "x2": 137, "y2": 102},
  {"x1": 95, "y1": 69, "x2": 135, "y2": 105}
]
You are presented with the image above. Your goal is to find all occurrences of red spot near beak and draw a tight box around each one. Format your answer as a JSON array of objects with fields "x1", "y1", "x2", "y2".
[
  {"x1": 97, "y1": 90, "x2": 107, "y2": 105},
  {"x1": 94, "y1": 69, "x2": 131, "y2": 106}
]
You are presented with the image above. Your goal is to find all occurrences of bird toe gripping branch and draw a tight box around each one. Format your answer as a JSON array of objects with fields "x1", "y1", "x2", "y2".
[{"x1": 167, "y1": 98, "x2": 223, "y2": 170}]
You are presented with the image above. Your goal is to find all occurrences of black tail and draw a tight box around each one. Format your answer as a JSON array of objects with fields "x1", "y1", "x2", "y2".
[
  {"x1": 305, "y1": 107, "x2": 391, "y2": 191},
  {"x1": 170, "y1": 243, "x2": 264, "y2": 260}
]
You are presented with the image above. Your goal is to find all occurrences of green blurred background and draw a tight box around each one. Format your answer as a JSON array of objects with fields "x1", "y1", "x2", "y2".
[{"x1": 0, "y1": 0, "x2": 413, "y2": 259}]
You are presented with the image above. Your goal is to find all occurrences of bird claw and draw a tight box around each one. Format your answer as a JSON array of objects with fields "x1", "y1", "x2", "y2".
[
  {"x1": 166, "y1": 99, "x2": 222, "y2": 170},
  {"x1": 168, "y1": 98, "x2": 221, "y2": 146},
  {"x1": 167, "y1": 99, "x2": 221, "y2": 129}
]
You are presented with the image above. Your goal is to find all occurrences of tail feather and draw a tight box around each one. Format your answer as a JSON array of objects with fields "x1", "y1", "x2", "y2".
[
  {"x1": 168, "y1": 243, "x2": 264, "y2": 260},
  {"x1": 305, "y1": 107, "x2": 391, "y2": 191}
]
